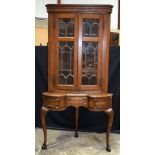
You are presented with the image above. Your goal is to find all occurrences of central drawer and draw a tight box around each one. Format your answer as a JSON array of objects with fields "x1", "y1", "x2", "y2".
[{"x1": 66, "y1": 94, "x2": 88, "y2": 107}]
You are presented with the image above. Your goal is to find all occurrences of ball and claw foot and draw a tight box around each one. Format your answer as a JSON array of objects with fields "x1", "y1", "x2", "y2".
[
  {"x1": 74, "y1": 130, "x2": 78, "y2": 138},
  {"x1": 106, "y1": 145, "x2": 111, "y2": 152},
  {"x1": 42, "y1": 143, "x2": 47, "y2": 150}
]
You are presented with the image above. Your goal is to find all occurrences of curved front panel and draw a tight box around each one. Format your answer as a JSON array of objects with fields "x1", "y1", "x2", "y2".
[
  {"x1": 43, "y1": 95, "x2": 66, "y2": 111},
  {"x1": 88, "y1": 96, "x2": 112, "y2": 111}
]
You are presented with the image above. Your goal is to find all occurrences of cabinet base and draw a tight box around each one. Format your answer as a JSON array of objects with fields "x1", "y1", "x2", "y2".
[{"x1": 41, "y1": 92, "x2": 114, "y2": 152}]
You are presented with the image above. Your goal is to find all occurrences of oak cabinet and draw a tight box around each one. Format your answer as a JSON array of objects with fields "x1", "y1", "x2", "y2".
[{"x1": 41, "y1": 4, "x2": 114, "y2": 152}]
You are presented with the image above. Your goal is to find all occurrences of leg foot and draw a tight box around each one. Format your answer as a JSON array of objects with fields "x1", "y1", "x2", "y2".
[
  {"x1": 106, "y1": 145, "x2": 111, "y2": 152},
  {"x1": 74, "y1": 130, "x2": 78, "y2": 138},
  {"x1": 42, "y1": 143, "x2": 47, "y2": 150}
]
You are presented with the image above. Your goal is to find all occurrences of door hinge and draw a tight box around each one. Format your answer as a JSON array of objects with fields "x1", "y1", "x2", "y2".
[
  {"x1": 52, "y1": 75, "x2": 55, "y2": 85},
  {"x1": 52, "y1": 15, "x2": 56, "y2": 28},
  {"x1": 102, "y1": 18, "x2": 104, "y2": 29},
  {"x1": 100, "y1": 79, "x2": 103, "y2": 87}
]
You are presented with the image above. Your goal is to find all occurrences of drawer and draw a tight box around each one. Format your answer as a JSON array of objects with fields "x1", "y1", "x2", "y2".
[
  {"x1": 66, "y1": 96, "x2": 88, "y2": 107},
  {"x1": 88, "y1": 94, "x2": 112, "y2": 111},
  {"x1": 42, "y1": 93, "x2": 66, "y2": 110}
]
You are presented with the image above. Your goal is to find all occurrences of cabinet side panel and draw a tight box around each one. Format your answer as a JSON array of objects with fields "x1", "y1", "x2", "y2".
[
  {"x1": 102, "y1": 14, "x2": 111, "y2": 92},
  {"x1": 48, "y1": 13, "x2": 55, "y2": 92}
]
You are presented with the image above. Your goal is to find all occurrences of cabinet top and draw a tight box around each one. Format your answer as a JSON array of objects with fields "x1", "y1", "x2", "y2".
[{"x1": 46, "y1": 4, "x2": 113, "y2": 14}]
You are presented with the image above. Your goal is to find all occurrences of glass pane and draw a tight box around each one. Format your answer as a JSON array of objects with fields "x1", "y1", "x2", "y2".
[
  {"x1": 58, "y1": 42, "x2": 74, "y2": 85},
  {"x1": 83, "y1": 19, "x2": 99, "y2": 37},
  {"x1": 59, "y1": 18, "x2": 74, "y2": 37},
  {"x1": 82, "y1": 42, "x2": 98, "y2": 85}
]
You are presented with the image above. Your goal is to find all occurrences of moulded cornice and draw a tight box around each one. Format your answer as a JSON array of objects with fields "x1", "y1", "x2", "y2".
[{"x1": 46, "y1": 4, "x2": 113, "y2": 14}]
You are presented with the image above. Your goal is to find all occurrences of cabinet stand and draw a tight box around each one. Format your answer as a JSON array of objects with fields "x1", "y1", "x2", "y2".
[{"x1": 41, "y1": 93, "x2": 114, "y2": 152}]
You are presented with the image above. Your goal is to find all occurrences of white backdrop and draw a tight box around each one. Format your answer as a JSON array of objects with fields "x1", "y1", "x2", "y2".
[{"x1": 35, "y1": 0, "x2": 118, "y2": 29}]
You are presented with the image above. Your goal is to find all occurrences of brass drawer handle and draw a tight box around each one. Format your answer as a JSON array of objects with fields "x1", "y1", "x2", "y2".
[
  {"x1": 48, "y1": 98, "x2": 60, "y2": 102},
  {"x1": 96, "y1": 104, "x2": 107, "y2": 108},
  {"x1": 48, "y1": 105, "x2": 59, "y2": 109},
  {"x1": 94, "y1": 98, "x2": 105, "y2": 102}
]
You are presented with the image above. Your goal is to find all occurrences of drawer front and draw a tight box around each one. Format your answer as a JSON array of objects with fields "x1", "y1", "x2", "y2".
[
  {"x1": 44, "y1": 96, "x2": 66, "y2": 110},
  {"x1": 88, "y1": 97, "x2": 112, "y2": 111},
  {"x1": 66, "y1": 96, "x2": 88, "y2": 107}
]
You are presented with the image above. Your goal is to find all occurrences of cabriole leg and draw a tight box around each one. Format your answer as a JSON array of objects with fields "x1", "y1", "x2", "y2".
[
  {"x1": 105, "y1": 108, "x2": 114, "y2": 152},
  {"x1": 40, "y1": 106, "x2": 49, "y2": 150},
  {"x1": 74, "y1": 108, "x2": 79, "y2": 138}
]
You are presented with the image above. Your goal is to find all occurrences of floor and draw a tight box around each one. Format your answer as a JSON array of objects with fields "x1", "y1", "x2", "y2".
[{"x1": 35, "y1": 128, "x2": 120, "y2": 155}]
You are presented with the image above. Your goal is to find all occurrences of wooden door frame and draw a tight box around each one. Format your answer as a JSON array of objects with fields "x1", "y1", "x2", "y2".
[
  {"x1": 78, "y1": 14, "x2": 103, "y2": 91},
  {"x1": 53, "y1": 14, "x2": 78, "y2": 91}
]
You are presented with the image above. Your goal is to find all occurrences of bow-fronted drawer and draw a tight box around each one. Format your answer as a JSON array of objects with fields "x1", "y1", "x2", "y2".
[
  {"x1": 88, "y1": 93, "x2": 113, "y2": 111},
  {"x1": 42, "y1": 92, "x2": 66, "y2": 110}
]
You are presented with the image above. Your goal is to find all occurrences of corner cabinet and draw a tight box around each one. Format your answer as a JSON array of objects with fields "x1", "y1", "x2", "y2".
[{"x1": 41, "y1": 4, "x2": 114, "y2": 152}]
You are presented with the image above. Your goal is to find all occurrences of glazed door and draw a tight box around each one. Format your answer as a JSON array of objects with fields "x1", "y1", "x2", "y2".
[
  {"x1": 78, "y1": 14, "x2": 103, "y2": 90},
  {"x1": 54, "y1": 14, "x2": 78, "y2": 90}
]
